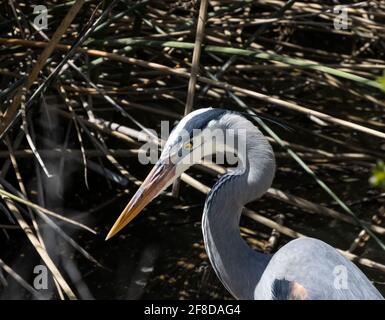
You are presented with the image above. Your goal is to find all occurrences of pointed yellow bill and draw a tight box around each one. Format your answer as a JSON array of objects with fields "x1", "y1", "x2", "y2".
[{"x1": 105, "y1": 161, "x2": 176, "y2": 240}]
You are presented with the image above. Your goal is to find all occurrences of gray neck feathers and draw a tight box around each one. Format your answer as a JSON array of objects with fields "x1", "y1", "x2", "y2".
[{"x1": 201, "y1": 113, "x2": 276, "y2": 299}]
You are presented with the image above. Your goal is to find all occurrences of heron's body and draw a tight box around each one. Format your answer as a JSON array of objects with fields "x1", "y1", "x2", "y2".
[
  {"x1": 107, "y1": 108, "x2": 384, "y2": 300},
  {"x1": 256, "y1": 238, "x2": 382, "y2": 299}
]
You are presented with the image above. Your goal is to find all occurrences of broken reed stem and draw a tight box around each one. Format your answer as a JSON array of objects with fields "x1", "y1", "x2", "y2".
[
  {"x1": 266, "y1": 214, "x2": 285, "y2": 252},
  {"x1": 349, "y1": 206, "x2": 385, "y2": 254}
]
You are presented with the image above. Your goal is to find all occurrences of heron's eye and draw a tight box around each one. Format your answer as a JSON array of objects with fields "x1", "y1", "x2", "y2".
[{"x1": 184, "y1": 142, "x2": 193, "y2": 150}]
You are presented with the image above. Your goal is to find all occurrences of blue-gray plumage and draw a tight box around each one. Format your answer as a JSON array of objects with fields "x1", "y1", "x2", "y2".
[{"x1": 106, "y1": 108, "x2": 384, "y2": 300}]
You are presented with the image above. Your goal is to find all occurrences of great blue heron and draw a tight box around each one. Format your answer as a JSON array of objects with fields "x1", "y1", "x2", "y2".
[{"x1": 106, "y1": 108, "x2": 384, "y2": 300}]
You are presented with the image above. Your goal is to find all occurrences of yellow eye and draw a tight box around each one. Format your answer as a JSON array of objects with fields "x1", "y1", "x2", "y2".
[{"x1": 184, "y1": 142, "x2": 193, "y2": 150}]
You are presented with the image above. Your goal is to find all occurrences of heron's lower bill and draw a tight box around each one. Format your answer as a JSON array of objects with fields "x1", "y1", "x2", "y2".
[{"x1": 105, "y1": 161, "x2": 177, "y2": 240}]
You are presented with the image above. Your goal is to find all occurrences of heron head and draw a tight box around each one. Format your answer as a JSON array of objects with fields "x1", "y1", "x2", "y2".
[{"x1": 106, "y1": 108, "x2": 228, "y2": 240}]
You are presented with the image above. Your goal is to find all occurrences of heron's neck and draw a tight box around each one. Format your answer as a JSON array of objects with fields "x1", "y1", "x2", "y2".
[{"x1": 202, "y1": 115, "x2": 275, "y2": 299}]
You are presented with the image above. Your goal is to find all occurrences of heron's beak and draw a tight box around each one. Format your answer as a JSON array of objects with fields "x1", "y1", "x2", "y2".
[{"x1": 105, "y1": 161, "x2": 176, "y2": 240}]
